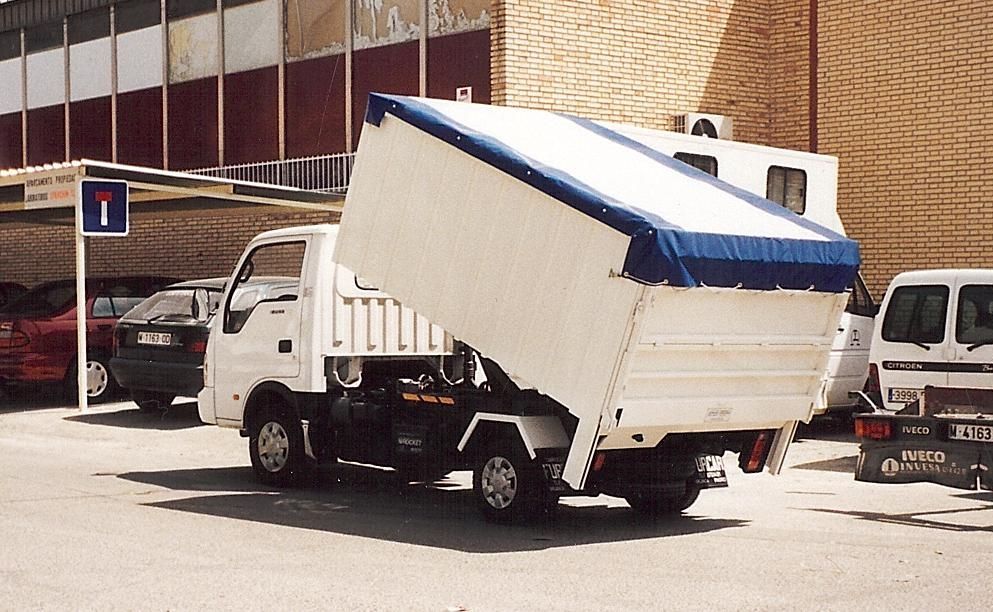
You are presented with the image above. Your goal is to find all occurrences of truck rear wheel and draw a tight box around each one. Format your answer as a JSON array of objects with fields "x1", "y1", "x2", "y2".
[
  {"x1": 249, "y1": 407, "x2": 311, "y2": 486},
  {"x1": 473, "y1": 441, "x2": 549, "y2": 523},
  {"x1": 625, "y1": 482, "x2": 701, "y2": 517}
]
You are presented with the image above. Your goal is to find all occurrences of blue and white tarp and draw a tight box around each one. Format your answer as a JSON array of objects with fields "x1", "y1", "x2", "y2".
[{"x1": 365, "y1": 94, "x2": 860, "y2": 293}]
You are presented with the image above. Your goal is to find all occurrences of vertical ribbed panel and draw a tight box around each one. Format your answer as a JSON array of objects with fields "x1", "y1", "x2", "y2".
[{"x1": 329, "y1": 260, "x2": 450, "y2": 357}]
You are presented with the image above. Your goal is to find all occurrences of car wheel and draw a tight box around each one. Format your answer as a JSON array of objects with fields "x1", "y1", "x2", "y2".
[
  {"x1": 473, "y1": 440, "x2": 548, "y2": 523},
  {"x1": 625, "y1": 482, "x2": 701, "y2": 517},
  {"x1": 132, "y1": 391, "x2": 176, "y2": 413},
  {"x1": 248, "y1": 407, "x2": 312, "y2": 487},
  {"x1": 65, "y1": 353, "x2": 119, "y2": 404}
]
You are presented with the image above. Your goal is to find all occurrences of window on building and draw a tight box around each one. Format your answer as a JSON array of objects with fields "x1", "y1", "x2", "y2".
[
  {"x1": 882, "y1": 285, "x2": 949, "y2": 345},
  {"x1": 674, "y1": 152, "x2": 718, "y2": 177},
  {"x1": 766, "y1": 166, "x2": 807, "y2": 214}
]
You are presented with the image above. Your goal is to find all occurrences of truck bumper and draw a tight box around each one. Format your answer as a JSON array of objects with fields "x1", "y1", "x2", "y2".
[{"x1": 855, "y1": 414, "x2": 993, "y2": 490}]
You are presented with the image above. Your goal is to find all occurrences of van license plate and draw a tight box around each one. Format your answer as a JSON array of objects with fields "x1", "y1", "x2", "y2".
[
  {"x1": 888, "y1": 388, "x2": 921, "y2": 403},
  {"x1": 948, "y1": 423, "x2": 993, "y2": 442},
  {"x1": 137, "y1": 332, "x2": 172, "y2": 346}
]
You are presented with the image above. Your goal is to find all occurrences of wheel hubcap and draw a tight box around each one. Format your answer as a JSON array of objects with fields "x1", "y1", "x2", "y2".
[
  {"x1": 86, "y1": 360, "x2": 108, "y2": 397},
  {"x1": 481, "y1": 455, "x2": 517, "y2": 509},
  {"x1": 257, "y1": 421, "x2": 289, "y2": 473}
]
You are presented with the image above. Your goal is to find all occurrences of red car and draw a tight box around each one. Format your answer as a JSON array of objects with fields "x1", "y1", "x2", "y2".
[{"x1": 0, "y1": 277, "x2": 178, "y2": 402}]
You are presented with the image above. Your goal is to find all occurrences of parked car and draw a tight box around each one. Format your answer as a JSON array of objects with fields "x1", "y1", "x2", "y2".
[
  {"x1": 0, "y1": 282, "x2": 27, "y2": 311},
  {"x1": 110, "y1": 277, "x2": 298, "y2": 412},
  {"x1": 0, "y1": 276, "x2": 178, "y2": 402}
]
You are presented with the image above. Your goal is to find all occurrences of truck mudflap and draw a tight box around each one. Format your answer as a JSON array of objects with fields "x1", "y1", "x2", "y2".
[
  {"x1": 855, "y1": 414, "x2": 993, "y2": 490},
  {"x1": 693, "y1": 454, "x2": 730, "y2": 489}
]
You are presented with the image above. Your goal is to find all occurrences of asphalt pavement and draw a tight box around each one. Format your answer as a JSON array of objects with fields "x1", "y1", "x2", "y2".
[{"x1": 1, "y1": 394, "x2": 991, "y2": 611}]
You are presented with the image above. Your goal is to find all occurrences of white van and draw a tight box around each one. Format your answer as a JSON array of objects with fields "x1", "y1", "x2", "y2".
[
  {"x1": 867, "y1": 269, "x2": 993, "y2": 411},
  {"x1": 819, "y1": 274, "x2": 877, "y2": 414}
]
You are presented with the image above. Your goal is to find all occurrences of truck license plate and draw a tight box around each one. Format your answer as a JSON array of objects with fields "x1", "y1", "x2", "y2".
[
  {"x1": 888, "y1": 388, "x2": 921, "y2": 403},
  {"x1": 948, "y1": 423, "x2": 993, "y2": 442},
  {"x1": 137, "y1": 331, "x2": 172, "y2": 346}
]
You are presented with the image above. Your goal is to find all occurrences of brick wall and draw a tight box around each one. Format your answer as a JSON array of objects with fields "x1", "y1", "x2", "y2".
[
  {"x1": 0, "y1": 207, "x2": 340, "y2": 287},
  {"x1": 491, "y1": 0, "x2": 781, "y2": 144},
  {"x1": 769, "y1": 0, "x2": 810, "y2": 151},
  {"x1": 819, "y1": 0, "x2": 993, "y2": 295}
]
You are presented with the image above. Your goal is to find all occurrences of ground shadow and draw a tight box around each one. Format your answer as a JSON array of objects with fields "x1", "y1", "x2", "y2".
[
  {"x1": 792, "y1": 455, "x2": 859, "y2": 473},
  {"x1": 64, "y1": 400, "x2": 203, "y2": 430},
  {"x1": 118, "y1": 463, "x2": 748, "y2": 553},
  {"x1": 795, "y1": 414, "x2": 857, "y2": 443},
  {"x1": 0, "y1": 385, "x2": 72, "y2": 413},
  {"x1": 810, "y1": 505, "x2": 993, "y2": 533}
]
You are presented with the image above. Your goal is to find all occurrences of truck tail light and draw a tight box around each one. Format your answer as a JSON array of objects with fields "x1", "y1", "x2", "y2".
[
  {"x1": 854, "y1": 417, "x2": 891, "y2": 440},
  {"x1": 865, "y1": 363, "x2": 881, "y2": 394},
  {"x1": 743, "y1": 431, "x2": 771, "y2": 473},
  {"x1": 592, "y1": 452, "x2": 607, "y2": 472}
]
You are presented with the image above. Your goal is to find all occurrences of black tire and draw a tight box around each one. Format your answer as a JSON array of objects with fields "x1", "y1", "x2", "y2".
[
  {"x1": 472, "y1": 440, "x2": 549, "y2": 523},
  {"x1": 132, "y1": 391, "x2": 176, "y2": 413},
  {"x1": 625, "y1": 482, "x2": 701, "y2": 517},
  {"x1": 248, "y1": 406, "x2": 312, "y2": 487},
  {"x1": 65, "y1": 352, "x2": 119, "y2": 404}
]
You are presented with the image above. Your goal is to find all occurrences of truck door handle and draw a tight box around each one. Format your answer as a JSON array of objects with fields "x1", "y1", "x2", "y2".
[{"x1": 278, "y1": 339, "x2": 292, "y2": 353}]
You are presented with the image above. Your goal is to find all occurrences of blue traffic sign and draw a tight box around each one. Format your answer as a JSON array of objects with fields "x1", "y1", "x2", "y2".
[{"x1": 80, "y1": 179, "x2": 129, "y2": 236}]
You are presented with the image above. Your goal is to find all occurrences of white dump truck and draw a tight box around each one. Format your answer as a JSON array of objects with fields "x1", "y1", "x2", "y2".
[{"x1": 199, "y1": 94, "x2": 860, "y2": 521}]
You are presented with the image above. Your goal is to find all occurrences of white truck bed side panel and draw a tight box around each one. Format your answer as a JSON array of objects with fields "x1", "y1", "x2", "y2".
[
  {"x1": 600, "y1": 287, "x2": 847, "y2": 448},
  {"x1": 336, "y1": 115, "x2": 641, "y2": 486}
]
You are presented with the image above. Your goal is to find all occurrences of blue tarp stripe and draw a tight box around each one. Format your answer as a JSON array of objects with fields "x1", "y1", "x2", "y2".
[{"x1": 365, "y1": 93, "x2": 860, "y2": 292}]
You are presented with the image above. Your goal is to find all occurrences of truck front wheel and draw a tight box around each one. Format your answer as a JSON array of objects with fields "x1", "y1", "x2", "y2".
[
  {"x1": 625, "y1": 482, "x2": 701, "y2": 517},
  {"x1": 249, "y1": 407, "x2": 311, "y2": 486},
  {"x1": 473, "y1": 442, "x2": 549, "y2": 523}
]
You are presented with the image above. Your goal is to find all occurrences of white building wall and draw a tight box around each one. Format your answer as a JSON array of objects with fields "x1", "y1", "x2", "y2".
[
  {"x1": 69, "y1": 37, "x2": 111, "y2": 101},
  {"x1": 117, "y1": 25, "x2": 163, "y2": 93},
  {"x1": 224, "y1": 0, "x2": 280, "y2": 74},
  {"x1": 26, "y1": 48, "x2": 64, "y2": 109},
  {"x1": 0, "y1": 57, "x2": 22, "y2": 113}
]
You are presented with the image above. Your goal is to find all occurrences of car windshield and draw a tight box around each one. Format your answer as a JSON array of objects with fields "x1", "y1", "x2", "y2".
[
  {"x1": 2, "y1": 281, "x2": 76, "y2": 316},
  {"x1": 122, "y1": 288, "x2": 224, "y2": 322}
]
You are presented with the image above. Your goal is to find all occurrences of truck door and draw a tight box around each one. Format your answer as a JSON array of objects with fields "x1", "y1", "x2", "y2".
[
  {"x1": 948, "y1": 277, "x2": 993, "y2": 390},
  {"x1": 212, "y1": 238, "x2": 307, "y2": 424},
  {"x1": 877, "y1": 282, "x2": 951, "y2": 410}
]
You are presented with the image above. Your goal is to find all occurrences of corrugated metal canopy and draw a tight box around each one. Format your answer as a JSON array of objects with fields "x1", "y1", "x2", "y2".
[{"x1": 0, "y1": 159, "x2": 343, "y2": 227}]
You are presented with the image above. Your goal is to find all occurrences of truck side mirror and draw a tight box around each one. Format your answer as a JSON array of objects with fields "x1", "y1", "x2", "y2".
[{"x1": 192, "y1": 288, "x2": 211, "y2": 322}]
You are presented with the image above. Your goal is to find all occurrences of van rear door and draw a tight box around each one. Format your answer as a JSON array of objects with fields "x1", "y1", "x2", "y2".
[
  {"x1": 948, "y1": 273, "x2": 993, "y2": 389},
  {"x1": 877, "y1": 281, "x2": 951, "y2": 410}
]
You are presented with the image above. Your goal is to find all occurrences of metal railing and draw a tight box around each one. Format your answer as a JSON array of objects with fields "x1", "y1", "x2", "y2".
[{"x1": 190, "y1": 152, "x2": 355, "y2": 194}]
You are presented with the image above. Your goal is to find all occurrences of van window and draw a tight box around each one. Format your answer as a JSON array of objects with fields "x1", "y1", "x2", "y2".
[
  {"x1": 674, "y1": 152, "x2": 718, "y2": 177},
  {"x1": 766, "y1": 166, "x2": 806, "y2": 214},
  {"x1": 881, "y1": 285, "x2": 949, "y2": 345},
  {"x1": 956, "y1": 285, "x2": 993, "y2": 345},
  {"x1": 845, "y1": 275, "x2": 876, "y2": 317}
]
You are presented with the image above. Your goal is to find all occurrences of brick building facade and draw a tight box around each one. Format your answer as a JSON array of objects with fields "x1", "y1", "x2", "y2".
[{"x1": 1, "y1": 0, "x2": 990, "y2": 294}]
